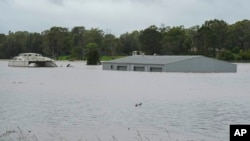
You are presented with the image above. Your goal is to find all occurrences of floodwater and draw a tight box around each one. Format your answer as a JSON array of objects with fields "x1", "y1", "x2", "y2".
[{"x1": 0, "y1": 60, "x2": 250, "y2": 141}]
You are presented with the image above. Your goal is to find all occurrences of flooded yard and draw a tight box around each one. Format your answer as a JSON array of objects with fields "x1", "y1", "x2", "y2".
[{"x1": 0, "y1": 60, "x2": 250, "y2": 141}]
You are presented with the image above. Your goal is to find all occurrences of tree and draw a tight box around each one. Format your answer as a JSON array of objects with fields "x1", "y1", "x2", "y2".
[
  {"x1": 69, "y1": 26, "x2": 87, "y2": 60},
  {"x1": 139, "y1": 25, "x2": 162, "y2": 55},
  {"x1": 84, "y1": 28, "x2": 104, "y2": 46},
  {"x1": 228, "y1": 20, "x2": 250, "y2": 51},
  {"x1": 2, "y1": 31, "x2": 29, "y2": 58},
  {"x1": 71, "y1": 47, "x2": 83, "y2": 60},
  {"x1": 0, "y1": 34, "x2": 6, "y2": 58},
  {"x1": 85, "y1": 43, "x2": 100, "y2": 65},
  {"x1": 217, "y1": 50, "x2": 235, "y2": 60},
  {"x1": 42, "y1": 27, "x2": 70, "y2": 59},
  {"x1": 26, "y1": 33, "x2": 43, "y2": 53},
  {"x1": 162, "y1": 26, "x2": 190, "y2": 55},
  {"x1": 204, "y1": 19, "x2": 228, "y2": 51},
  {"x1": 193, "y1": 25, "x2": 216, "y2": 57},
  {"x1": 101, "y1": 34, "x2": 116, "y2": 56},
  {"x1": 119, "y1": 31, "x2": 140, "y2": 55},
  {"x1": 238, "y1": 50, "x2": 250, "y2": 60},
  {"x1": 1, "y1": 19, "x2": 250, "y2": 61},
  {"x1": 193, "y1": 19, "x2": 228, "y2": 57},
  {"x1": 71, "y1": 26, "x2": 86, "y2": 48}
]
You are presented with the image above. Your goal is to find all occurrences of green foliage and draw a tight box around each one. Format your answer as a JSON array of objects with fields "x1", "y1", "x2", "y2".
[
  {"x1": 231, "y1": 47, "x2": 241, "y2": 54},
  {"x1": 139, "y1": 25, "x2": 162, "y2": 55},
  {"x1": 228, "y1": 20, "x2": 250, "y2": 51},
  {"x1": 101, "y1": 34, "x2": 117, "y2": 56},
  {"x1": 58, "y1": 55, "x2": 70, "y2": 60},
  {"x1": 42, "y1": 27, "x2": 71, "y2": 59},
  {"x1": 71, "y1": 26, "x2": 86, "y2": 47},
  {"x1": 1, "y1": 19, "x2": 250, "y2": 61},
  {"x1": 85, "y1": 43, "x2": 100, "y2": 65},
  {"x1": 101, "y1": 56, "x2": 125, "y2": 61},
  {"x1": 119, "y1": 31, "x2": 140, "y2": 55},
  {"x1": 217, "y1": 49, "x2": 250, "y2": 61},
  {"x1": 70, "y1": 47, "x2": 83, "y2": 60},
  {"x1": 162, "y1": 26, "x2": 190, "y2": 55},
  {"x1": 85, "y1": 28, "x2": 104, "y2": 45},
  {"x1": 217, "y1": 50, "x2": 235, "y2": 61},
  {"x1": 239, "y1": 50, "x2": 250, "y2": 60},
  {"x1": 0, "y1": 34, "x2": 6, "y2": 58},
  {"x1": 191, "y1": 20, "x2": 228, "y2": 57}
]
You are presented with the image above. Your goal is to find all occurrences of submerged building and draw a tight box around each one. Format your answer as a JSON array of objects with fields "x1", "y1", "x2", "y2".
[{"x1": 102, "y1": 55, "x2": 237, "y2": 73}]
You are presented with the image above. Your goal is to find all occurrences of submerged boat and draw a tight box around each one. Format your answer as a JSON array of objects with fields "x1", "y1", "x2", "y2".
[{"x1": 8, "y1": 53, "x2": 57, "y2": 67}]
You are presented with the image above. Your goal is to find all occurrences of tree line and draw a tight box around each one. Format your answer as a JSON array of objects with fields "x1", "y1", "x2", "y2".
[{"x1": 0, "y1": 19, "x2": 250, "y2": 61}]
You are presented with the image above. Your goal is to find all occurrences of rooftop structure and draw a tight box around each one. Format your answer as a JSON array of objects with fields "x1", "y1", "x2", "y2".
[{"x1": 102, "y1": 55, "x2": 237, "y2": 73}]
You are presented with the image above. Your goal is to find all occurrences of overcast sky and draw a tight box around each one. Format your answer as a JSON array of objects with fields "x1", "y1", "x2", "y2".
[{"x1": 0, "y1": 0, "x2": 249, "y2": 36}]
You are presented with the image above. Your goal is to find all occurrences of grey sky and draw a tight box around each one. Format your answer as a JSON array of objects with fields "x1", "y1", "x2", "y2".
[{"x1": 0, "y1": 0, "x2": 249, "y2": 36}]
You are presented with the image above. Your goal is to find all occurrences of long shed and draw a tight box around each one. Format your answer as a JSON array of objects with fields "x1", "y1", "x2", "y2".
[{"x1": 102, "y1": 55, "x2": 237, "y2": 73}]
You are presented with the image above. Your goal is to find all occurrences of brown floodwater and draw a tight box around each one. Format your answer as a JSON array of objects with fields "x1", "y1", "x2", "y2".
[{"x1": 1, "y1": 60, "x2": 250, "y2": 141}]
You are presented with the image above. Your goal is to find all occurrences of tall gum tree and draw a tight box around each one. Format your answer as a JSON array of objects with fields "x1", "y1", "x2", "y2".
[{"x1": 139, "y1": 25, "x2": 162, "y2": 55}]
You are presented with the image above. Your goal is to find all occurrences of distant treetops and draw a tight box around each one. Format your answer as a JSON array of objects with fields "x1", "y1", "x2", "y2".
[{"x1": 1, "y1": 19, "x2": 250, "y2": 61}]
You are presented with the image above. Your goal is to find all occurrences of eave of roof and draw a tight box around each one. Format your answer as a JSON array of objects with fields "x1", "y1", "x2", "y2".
[{"x1": 104, "y1": 55, "x2": 201, "y2": 65}]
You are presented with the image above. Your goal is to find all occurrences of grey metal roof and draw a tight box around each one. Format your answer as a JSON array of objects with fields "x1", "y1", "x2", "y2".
[{"x1": 104, "y1": 55, "x2": 201, "y2": 65}]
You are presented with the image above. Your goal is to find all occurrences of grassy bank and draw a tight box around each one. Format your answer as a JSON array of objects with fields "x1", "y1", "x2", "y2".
[
  {"x1": 100, "y1": 56, "x2": 125, "y2": 61},
  {"x1": 58, "y1": 55, "x2": 71, "y2": 60}
]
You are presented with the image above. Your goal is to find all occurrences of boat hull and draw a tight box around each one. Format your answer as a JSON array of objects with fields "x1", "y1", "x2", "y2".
[
  {"x1": 8, "y1": 60, "x2": 57, "y2": 67},
  {"x1": 8, "y1": 53, "x2": 58, "y2": 67}
]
